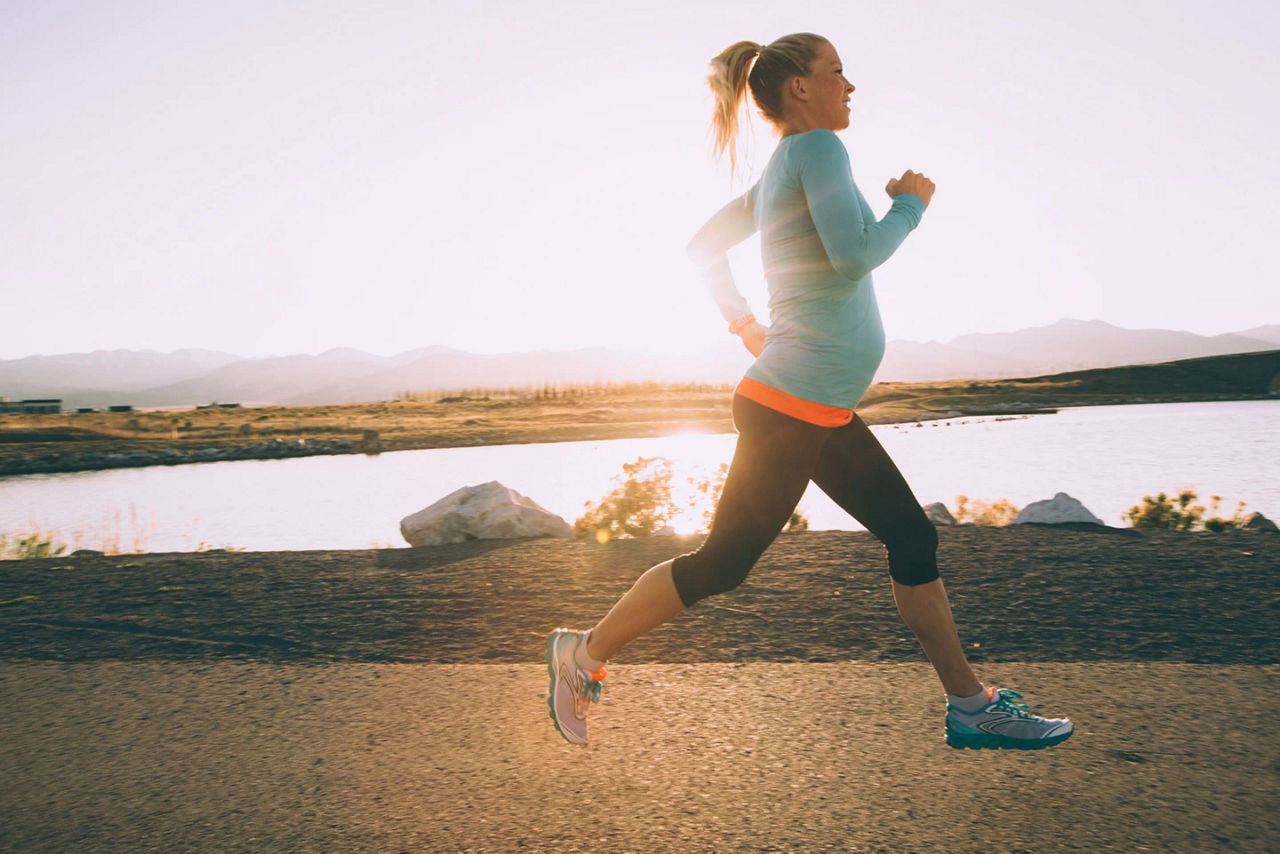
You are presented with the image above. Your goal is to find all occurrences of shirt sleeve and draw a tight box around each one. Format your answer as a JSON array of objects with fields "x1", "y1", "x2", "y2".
[
  {"x1": 686, "y1": 183, "x2": 760, "y2": 324},
  {"x1": 794, "y1": 130, "x2": 925, "y2": 283}
]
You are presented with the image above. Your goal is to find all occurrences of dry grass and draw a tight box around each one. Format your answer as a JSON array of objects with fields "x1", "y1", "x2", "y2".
[
  {"x1": 0, "y1": 384, "x2": 737, "y2": 463},
  {"x1": 0, "y1": 350, "x2": 1274, "y2": 466}
]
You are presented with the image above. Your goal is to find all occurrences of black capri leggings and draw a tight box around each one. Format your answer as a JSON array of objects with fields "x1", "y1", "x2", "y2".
[{"x1": 670, "y1": 393, "x2": 940, "y2": 607}]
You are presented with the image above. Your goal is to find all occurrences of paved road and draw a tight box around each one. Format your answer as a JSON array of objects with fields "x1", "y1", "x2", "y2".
[{"x1": 3, "y1": 661, "x2": 1275, "y2": 852}]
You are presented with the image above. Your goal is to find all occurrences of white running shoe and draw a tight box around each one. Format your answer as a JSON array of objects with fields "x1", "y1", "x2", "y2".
[
  {"x1": 545, "y1": 628, "x2": 606, "y2": 744},
  {"x1": 946, "y1": 687, "x2": 1073, "y2": 750}
]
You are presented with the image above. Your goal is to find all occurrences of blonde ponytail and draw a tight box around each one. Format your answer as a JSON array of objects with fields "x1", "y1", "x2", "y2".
[
  {"x1": 708, "y1": 40, "x2": 762, "y2": 177},
  {"x1": 705, "y1": 33, "x2": 830, "y2": 176}
]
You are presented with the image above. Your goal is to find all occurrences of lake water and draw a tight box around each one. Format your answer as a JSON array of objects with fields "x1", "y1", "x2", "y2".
[{"x1": 1, "y1": 400, "x2": 1276, "y2": 552}]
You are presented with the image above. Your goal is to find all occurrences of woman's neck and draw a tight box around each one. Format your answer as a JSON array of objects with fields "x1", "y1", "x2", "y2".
[{"x1": 777, "y1": 114, "x2": 827, "y2": 137}]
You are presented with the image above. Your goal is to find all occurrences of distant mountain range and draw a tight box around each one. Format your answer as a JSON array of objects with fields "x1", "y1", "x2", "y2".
[{"x1": 2, "y1": 319, "x2": 1277, "y2": 410}]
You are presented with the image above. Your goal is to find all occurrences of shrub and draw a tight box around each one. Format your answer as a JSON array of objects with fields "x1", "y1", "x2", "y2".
[
  {"x1": 0, "y1": 532, "x2": 68, "y2": 560},
  {"x1": 575, "y1": 457, "x2": 677, "y2": 540},
  {"x1": 689, "y1": 462, "x2": 729, "y2": 532},
  {"x1": 1204, "y1": 495, "x2": 1249, "y2": 532},
  {"x1": 1125, "y1": 489, "x2": 1203, "y2": 531},
  {"x1": 952, "y1": 495, "x2": 1018, "y2": 527},
  {"x1": 685, "y1": 461, "x2": 807, "y2": 533},
  {"x1": 575, "y1": 456, "x2": 808, "y2": 541},
  {"x1": 1127, "y1": 489, "x2": 1248, "y2": 532}
]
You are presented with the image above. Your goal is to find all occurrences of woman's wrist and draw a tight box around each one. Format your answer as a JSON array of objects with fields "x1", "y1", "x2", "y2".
[{"x1": 728, "y1": 314, "x2": 756, "y2": 335}]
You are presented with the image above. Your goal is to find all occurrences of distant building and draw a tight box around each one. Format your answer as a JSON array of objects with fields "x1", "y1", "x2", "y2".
[
  {"x1": 108, "y1": 405, "x2": 134, "y2": 413},
  {"x1": 76, "y1": 408, "x2": 96, "y2": 414},
  {"x1": 0, "y1": 398, "x2": 63, "y2": 414}
]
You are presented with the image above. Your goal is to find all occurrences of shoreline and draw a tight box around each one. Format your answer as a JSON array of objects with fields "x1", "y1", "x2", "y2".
[{"x1": 1, "y1": 390, "x2": 1274, "y2": 478}]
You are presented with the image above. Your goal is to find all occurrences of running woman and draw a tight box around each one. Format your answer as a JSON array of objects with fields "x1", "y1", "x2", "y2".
[{"x1": 547, "y1": 33, "x2": 1072, "y2": 750}]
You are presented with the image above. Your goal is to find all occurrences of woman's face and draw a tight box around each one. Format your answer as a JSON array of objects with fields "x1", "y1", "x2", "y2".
[{"x1": 802, "y1": 41, "x2": 855, "y2": 131}]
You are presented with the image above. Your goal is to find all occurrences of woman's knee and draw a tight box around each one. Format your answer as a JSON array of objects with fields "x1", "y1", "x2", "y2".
[
  {"x1": 884, "y1": 516, "x2": 940, "y2": 586},
  {"x1": 670, "y1": 550, "x2": 756, "y2": 606}
]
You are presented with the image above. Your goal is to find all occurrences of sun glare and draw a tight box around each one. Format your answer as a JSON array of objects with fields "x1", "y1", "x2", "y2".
[{"x1": 647, "y1": 432, "x2": 736, "y2": 535}]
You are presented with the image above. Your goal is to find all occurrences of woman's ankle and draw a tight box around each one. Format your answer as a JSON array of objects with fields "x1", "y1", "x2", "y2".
[{"x1": 579, "y1": 630, "x2": 607, "y2": 670}]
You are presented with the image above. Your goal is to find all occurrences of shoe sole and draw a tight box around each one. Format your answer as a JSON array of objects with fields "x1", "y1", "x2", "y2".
[
  {"x1": 946, "y1": 729, "x2": 1073, "y2": 750},
  {"x1": 545, "y1": 630, "x2": 586, "y2": 745}
]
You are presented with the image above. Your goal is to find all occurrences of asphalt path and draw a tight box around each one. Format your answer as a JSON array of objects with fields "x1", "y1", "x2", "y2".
[{"x1": 3, "y1": 661, "x2": 1275, "y2": 852}]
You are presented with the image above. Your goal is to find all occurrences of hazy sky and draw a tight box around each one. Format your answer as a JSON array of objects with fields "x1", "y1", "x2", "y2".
[{"x1": 3, "y1": 0, "x2": 1277, "y2": 360}]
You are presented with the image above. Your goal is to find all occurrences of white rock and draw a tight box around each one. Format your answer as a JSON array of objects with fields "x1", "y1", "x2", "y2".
[
  {"x1": 923, "y1": 502, "x2": 956, "y2": 526},
  {"x1": 1013, "y1": 492, "x2": 1105, "y2": 526},
  {"x1": 400, "y1": 481, "x2": 573, "y2": 546}
]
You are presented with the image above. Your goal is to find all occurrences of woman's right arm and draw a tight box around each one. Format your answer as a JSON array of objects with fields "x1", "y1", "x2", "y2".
[
  {"x1": 796, "y1": 130, "x2": 927, "y2": 283},
  {"x1": 686, "y1": 185, "x2": 761, "y2": 333}
]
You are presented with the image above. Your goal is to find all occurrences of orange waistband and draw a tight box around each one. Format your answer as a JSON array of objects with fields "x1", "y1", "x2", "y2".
[{"x1": 735, "y1": 377, "x2": 854, "y2": 427}]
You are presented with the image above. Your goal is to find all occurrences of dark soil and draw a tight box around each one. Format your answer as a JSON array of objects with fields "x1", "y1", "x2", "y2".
[{"x1": 3, "y1": 526, "x2": 1276, "y2": 665}]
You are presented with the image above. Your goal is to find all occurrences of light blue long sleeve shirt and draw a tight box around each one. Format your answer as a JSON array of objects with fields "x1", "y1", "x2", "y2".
[{"x1": 689, "y1": 129, "x2": 926, "y2": 409}]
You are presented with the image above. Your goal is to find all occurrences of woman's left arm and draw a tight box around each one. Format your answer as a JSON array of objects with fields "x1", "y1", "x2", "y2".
[{"x1": 687, "y1": 185, "x2": 765, "y2": 347}]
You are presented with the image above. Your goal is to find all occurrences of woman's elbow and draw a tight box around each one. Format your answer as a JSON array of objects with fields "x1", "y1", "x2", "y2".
[
  {"x1": 686, "y1": 237, "x2": 719, "y2": 269},
  {"x1": 831, "y1": 256, "x2": 872, "y2": 281}
]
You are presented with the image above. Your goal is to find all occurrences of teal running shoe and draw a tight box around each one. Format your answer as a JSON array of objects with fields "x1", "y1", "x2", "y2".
[
  {"x1": 946, "y1": 687, "x2": 1073, "y2": 750},
  {"x1": 545, "y1": 628, "x2": 606, "y2": 744}
]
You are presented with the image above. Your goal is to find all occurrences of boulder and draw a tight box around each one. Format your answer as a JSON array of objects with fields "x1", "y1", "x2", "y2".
[
  {"x1": 1240, "y1": 512, "x2": 1278, "y2": 533},
  {"x1": 923, "y1": 502, "x2": 956, "y2": 526},
  {"x1": 400, "y1": 481, "x2": 573, "y2": 547},
  {"x1": 1013, "y1": 492, "x2": 1105, "y2": 526}
]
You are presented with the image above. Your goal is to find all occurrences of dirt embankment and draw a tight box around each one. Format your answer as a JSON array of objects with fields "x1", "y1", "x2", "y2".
[{"x1": 2, "y1": 526, "x2": 1275, "y2": 665}]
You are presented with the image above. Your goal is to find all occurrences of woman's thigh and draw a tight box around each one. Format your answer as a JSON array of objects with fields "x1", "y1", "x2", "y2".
[
  {"x1": 809, "y1": 414, "x2": 938, "y2": 581},
  {"x1": 670, "y1": 395, "x2": 831, "y2": 604},
  {"x1": 713, "y1": 397, "x2": 828, "y2": 537}
]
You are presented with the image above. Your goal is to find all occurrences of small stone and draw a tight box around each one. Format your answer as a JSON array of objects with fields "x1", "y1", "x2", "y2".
[
  {"x1": 922, "y1": 502, "x2": 956, "y2": 526},
  {"x1": 1240, "y1": 512, "x2": 1278, "y2": 533}
]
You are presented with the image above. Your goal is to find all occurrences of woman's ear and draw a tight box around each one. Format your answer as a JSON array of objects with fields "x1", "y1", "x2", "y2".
[{"x1": 789, "y1": 75, "x2": 808, "y2": 102}]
